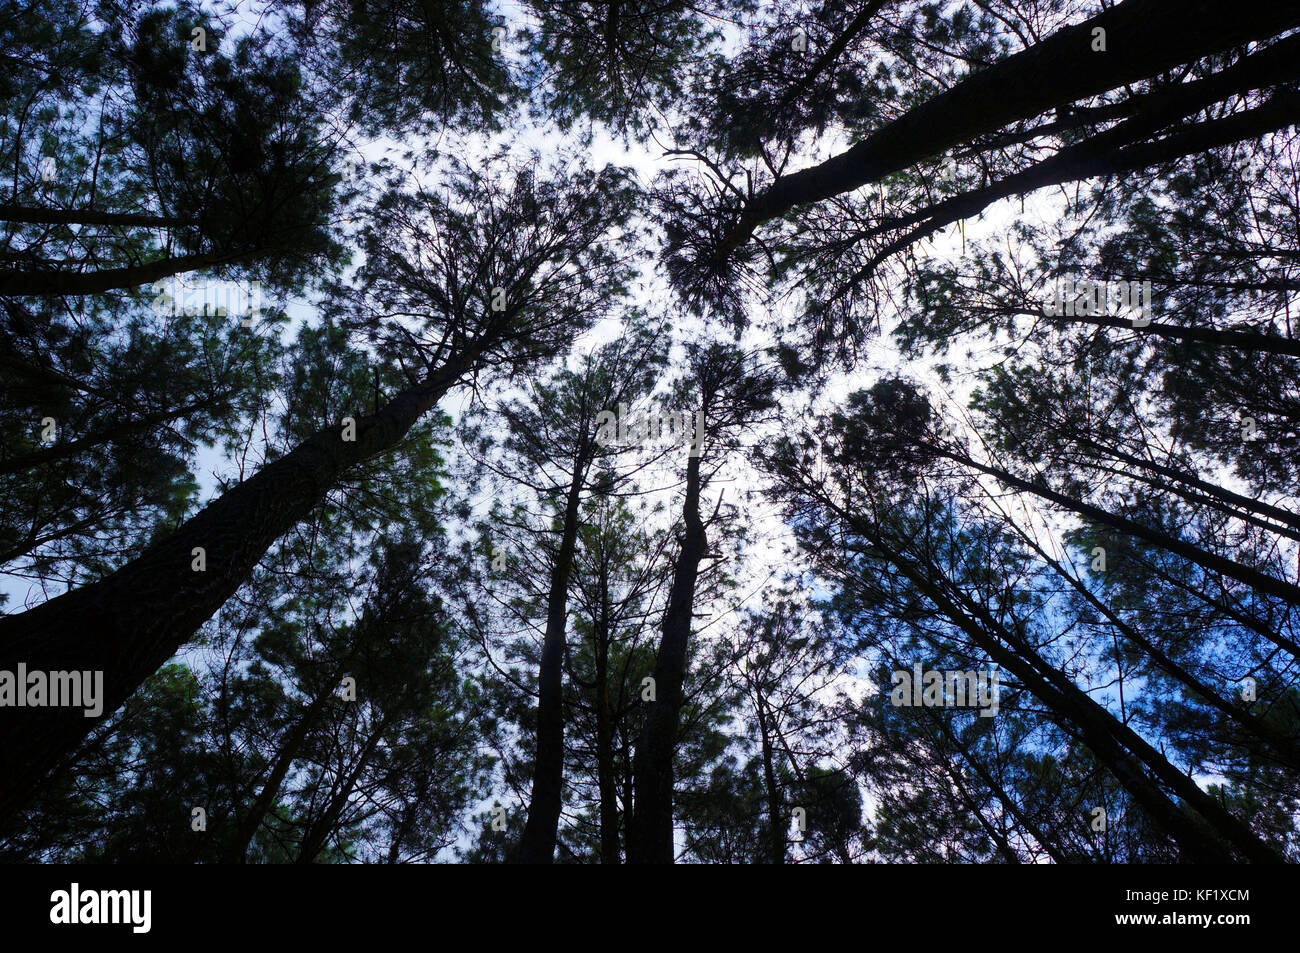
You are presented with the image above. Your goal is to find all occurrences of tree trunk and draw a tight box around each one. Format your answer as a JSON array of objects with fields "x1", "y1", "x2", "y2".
[
  {"x1": 922, "y1": 706, "x2": 1073, "y2": 864},
  {"x1": 941, "y1": 447, "x2": 1300, "y2": 645},
  {"x1": 716, "y1": 0, "x2": 1300, "y2": 256},
  {"x1": 1063, "y1": 433, "x2": 1300, "y2": 544},
  {"x1": 593, "y1": 554, "x2": 621, "y2": 864},
  {"x1": 0, "y1": 247, "x2": 275, "y2": 296},
  {"x1": 627, "y1": 449, "x2": 706, "y2": 864},
  {"x1": 516, "y1": 458, "x2": 589, "y2": 863},
  {"x1": 1046, "y1": 308, "x2": 1300, "y2": 360},
  {"x1": 869, "y1": 522, "x2": 1284, "y2": 862},
  {"x1": 793, "y1": 469, "x2": 1281, "y2": 861},
  {"x1": 294, "y1": 711, "x2": 395, "y2": 864},
  {"x1": 836, "y1": 90, "x2": 1300, "y2": 295},
  {"x1": 0, "y1": 204, "x2": 180, "y2": 228},
  {"x1": 756, "y1": 695, "x2": 785, "y2": 864},
  {"x1": 0, "y1": 355, "x2": 471, "y2": 821},
  {"x1": 1014, "y1": 525, "x2": 1300, "y2": 769},
  {"x1": 228, "y1": 660, "x2": 351, "y2": 862}
]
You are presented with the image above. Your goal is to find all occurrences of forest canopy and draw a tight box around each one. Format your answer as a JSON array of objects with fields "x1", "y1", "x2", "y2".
[{"x1": 1, "y1": 0, "x2": 1299, "y2": 865}]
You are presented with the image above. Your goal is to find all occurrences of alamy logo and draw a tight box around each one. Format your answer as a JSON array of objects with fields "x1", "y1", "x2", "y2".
[
  {"x1": 50, "y1": 883, "x2": 151, "y2": 933},
  {"x1": 151, "y1": 277, "x2": 263, "y2": 325},
  {"x1": 1044, "y1": 277, "x2": 1152, "y2": 327},
  {"x1": 0, "y1": 664, "x2": 104, "y2": 717},
  {"x1": 889, "y1": 663, "x2": 1000, "y2": 717},
  {"x1": 595, "y1": 403, "x2": 705, "y2": 457}
]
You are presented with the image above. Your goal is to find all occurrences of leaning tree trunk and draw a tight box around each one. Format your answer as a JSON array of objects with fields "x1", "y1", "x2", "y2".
[
  {"x1": 0, "y1": 354, "x2": 472, "y2": 822},
  {"x1": 294, "y1": 710, "x2": 396, "y2": 864},
  {"x1": 860, "y1": 517, "x2": 1283, "y2": 862},
  {"x1": 716, "y1": 0, "x2": 1300, "y2": 256},
  {"x1": 1016, "y1": 529, "x2": 1300, "y2": 769},
  {"x1": 228, "y1": 652, "x2": 356, "y2": 863},
  {"x1": 626, "y1": 450, "x2": 706, "y2": 864},
  {"x1": 0, "y1": 247, "x2": 277, "y2": 296},
  {"x1": 940, "y1": 449, "x2": 1300, "y2": 645}
]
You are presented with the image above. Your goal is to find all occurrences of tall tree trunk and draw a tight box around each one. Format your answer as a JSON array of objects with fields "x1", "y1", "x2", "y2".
[
  {"x1": 516, "y1": 458, "x2": 589, "y2": 863},
  {"x1": 941, "y1": 759, "x2": 1022, "y2": 864},
  {"x1": 756, "y1": 696, "x2": 785, "y2": 864},
  {"x1": 627, "y1": 450, "x2": 706, "y2": 864},
  {"x1": 593, "y1": 553, "x2": 620, "y2": 864},
  {"x1": 228, "y1": 656, "x2": 354, "y2": 862},
  {"x1": 921, "y1": 706, "x2": 1074, "y2": 864},
  {"x1": 620, "y1": 726, "x2": 635, "y2": 846},
  {"x1": 1012, "y1": 525, "x2": 1300, "y2": 769},
  {"x1": 1071, "y1": 431, "x2": 1300, "y2": 537},
  {"x1": 834, "y1": 90, "x2": 1300, "y2": 296},
  {"x1": 294, "y1": 711, "x2": 396, "y2": 864},
  {"x1": 858, "y1": 516, "x2": 1283, "y2": 862},
  {"x1": 716, "y1": 0, "x2": 1300, "y2": 256},
  {"x1": 1045, "y1": 308, "x2": 1300, "y2": 360},
  {"x1": 940, "y1": 447, "x2": 1300, "y2": 647},
  {"x1": 0, "y1": 354, "x2": 472, "y2": 821}
]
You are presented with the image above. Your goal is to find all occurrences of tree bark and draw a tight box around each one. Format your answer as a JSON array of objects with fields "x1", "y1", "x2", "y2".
[
  {"x1": 516, "y1": 455, "x2": 589, "y2": 863},
  {"x1": 626, "y1": 448, "x2": 707, "y2": 864},
  {"x1": 756, "y1": 695, "x2": 785, "y2": 864},
  {"x1": 0, "y1": 354, "x2": 472, "y2": 821},
  {"x1": 593, "y1": 553, "x2": 621, "y2": 864}
]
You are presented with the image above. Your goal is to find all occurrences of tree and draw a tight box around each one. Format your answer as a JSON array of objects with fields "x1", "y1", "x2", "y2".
[
  {"x1": 0, "y1": 155, "x2": 640, "y2": 820},
  {"x1": 463, "y1": 324, "x2": 667, "y2": 862},
  {"x1": 1, "y1": 5, "x2": 346, "y2": 297},
  {"x1": 626, "y1": 340, "x2": 782, "y2": 863}
]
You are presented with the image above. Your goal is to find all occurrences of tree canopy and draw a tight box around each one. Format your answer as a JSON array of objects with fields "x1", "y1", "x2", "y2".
[{"x1": 3, "y1": 0, "x2": 1300, "y2": 867}]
